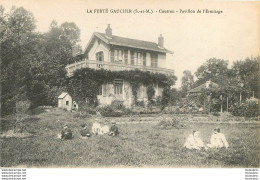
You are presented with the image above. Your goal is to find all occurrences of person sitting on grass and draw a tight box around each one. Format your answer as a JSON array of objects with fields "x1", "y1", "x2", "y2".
[
  {"x1": 60, "y1": 125, "x2": 72, "y2": 140},
  {"x1": 207, "y1": 128, "x2": 229, "y2": 149},
  {"x1": 80, "y1": 124, "x2": 91, "y2": 139},
  {"x1": 108, "y1": 121, "x2": 119, "y2": 136},
  {"x1": 184, "y1": 130, "x2": 205, "y2": 150},
  {"x1": 92, "y1": 119, "x2": 102, "y2": 135}
]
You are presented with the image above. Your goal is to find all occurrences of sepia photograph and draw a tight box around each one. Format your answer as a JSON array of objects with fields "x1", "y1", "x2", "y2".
[{"x1": 0, "y1": 0, "x2": 259, "y2": 172}]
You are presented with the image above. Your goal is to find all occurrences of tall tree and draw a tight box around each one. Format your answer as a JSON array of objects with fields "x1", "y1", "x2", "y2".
[
  {"x1": 231, "y1": 57, "x2": 260, "y2": 98},
  {"x1": 1, "y1": 6, "x2": 38, "y2": 115},
  {"x1": 181, "y1": 70, "x2": 194, "y2": 97},
  {"x1": 194, "y1": 58, "x2": 229, "y2": 86}
]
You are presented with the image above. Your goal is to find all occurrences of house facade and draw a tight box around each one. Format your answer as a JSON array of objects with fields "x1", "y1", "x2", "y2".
[{"x1": 65, "y1": 24, "x2": 174, "y2": 107}]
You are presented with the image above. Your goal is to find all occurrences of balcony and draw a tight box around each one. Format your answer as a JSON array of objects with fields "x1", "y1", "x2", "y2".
[{"x1": 65, "y1": 59, "x2": 174, "y2": 77}]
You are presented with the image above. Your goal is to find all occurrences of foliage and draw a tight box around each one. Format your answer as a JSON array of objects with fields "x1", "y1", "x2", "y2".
[
  {"x1": 194, "y1": 58, "x2": 229, "y2": 87},
  {"x1": 67, "y1": 68, "x2": 176, "y2": 106},
  {"x1": 161, "y1": 86, "x2": 171, "y2": 109},
  {"x1": 158, "y1": 116, "x2": 187, "y2": 129},
  {"x1": 111, "y1": 100, "x2": 125, "y2": 110},
  {"x1": 135, "y1": 100, "x2": 145, "y2": 107},
  {"x1": 146, "y1": 84, "x2": 155, "y2": 102},
  {"x1": 181, "y1": 70, "x2": 194, "y2": 97},
  {"x1": 230, "y1": 100, "x2": 259, "y2": 117},
  {"x1": 98, "y1": 106, "x2": 123, "y2": 117},
  {"x1": 14, "y1": 100, "x2": 31, "y2": 133},
  {"x1": 231, "y1": 57, "x2": 260, "y2": 98},
  {"x1": 1, "y1": 6, "x2": 81, "y2": 116}
]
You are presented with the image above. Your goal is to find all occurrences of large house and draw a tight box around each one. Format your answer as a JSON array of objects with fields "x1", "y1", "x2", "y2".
[{"x1": 65, "y1": 24, "x2": 175, "y2": 107}]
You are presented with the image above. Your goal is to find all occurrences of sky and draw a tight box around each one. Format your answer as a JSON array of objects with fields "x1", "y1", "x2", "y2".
[{"x1": 1, "y1": 0, "x2": 259, "y2": 88}]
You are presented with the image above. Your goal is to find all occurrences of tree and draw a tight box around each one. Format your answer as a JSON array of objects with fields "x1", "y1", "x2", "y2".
[
  {"x1": 181, "y1": 70, "x2": 194, "y2": 97},
  {"x1": 161, "y1": 86, "x2": 171, "y2": 109},
  {"x1": 194, "y1": 58, "x2": 229, "y2": 87},
  {"x1": 231, "y1": 57, "x2": 260, "y2": 98},
  {"x1": 1, "y1": 6, "x2": 37, "y2": 115}
]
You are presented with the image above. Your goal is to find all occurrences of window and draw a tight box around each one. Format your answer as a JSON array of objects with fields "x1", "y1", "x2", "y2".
[
  {"x1": 96, "y1": 51, "x2": 104, "y2": 68},
  {"x1": 151, "y1": 53, "x2": 158, "y2": 67},
  {"x1": 130, "y1": 51, "x2": 146, "y2": 66},
  {"x1": 66, "y1": 101, "x2": 69, "y2": 106},
  {"x1": 96, "y1": 51, "x2": 103, "y2": 62},
  {"x1": 113, "y1": 49, "x2": 123, "y2": 63},
  {"x1": 136, "y1": 52, "x2": 142, "y2": 66},
  {"x1": 114, "y1": 79, "x2": 123, "y2": 95}
]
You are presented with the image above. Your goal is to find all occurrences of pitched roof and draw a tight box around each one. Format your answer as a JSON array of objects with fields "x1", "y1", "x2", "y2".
[
  {"x1": 58, "y1": 92, "x2": 68, "y2": 99},
  {"x1": 84, "y1": 32, "x2": 173, "y2": 54},
  {"x1": 188, "y1": 82, "x2": 219, "y2": 94}
]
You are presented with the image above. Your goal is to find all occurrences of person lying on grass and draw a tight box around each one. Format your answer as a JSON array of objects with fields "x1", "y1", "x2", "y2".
[
  {"x1": 100, "y1": 124, "x2": 110, "y2": 135},
  {"x1": 184, "y1": 130, "x2": 205, "y2": 150},
  {"x1": 108, "y1": 121, "x2": 119, "y2": 136},
  {"x1": 59, "y1": 125, "x2": 72, "y2": 140},
  {"x1": 80, "y1": 124, "x2": 91, "y2": 139},
  {"x1": 207, "y1": 128, "x2": 229, "y2": 149}
]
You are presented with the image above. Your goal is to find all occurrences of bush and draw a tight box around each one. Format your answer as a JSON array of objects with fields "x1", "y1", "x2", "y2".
[
  {"x1": 230, "y1": 100, "x2": 259, "y2": 117},
  {"x1": 111, "y1": 100, "x2": 125, "y2": 110},
  {"x1": 157, "y1": 116, "x2": 186, "y2": 129},
  {"x1": 98, "y1": 105, "x2": 123, "y2": 117},
  {"x1": 212, "y1": 112, "x2": 220, "y2": 116},
  {"x1": 135, "y1": 100, "x2": 145, "y2": 107},
  {"x1": 163, "y1": 106, "x2": 180, "y2": 114},
  {"x1": 147, "y1": 85, "x2": 155, "y2": 102}
]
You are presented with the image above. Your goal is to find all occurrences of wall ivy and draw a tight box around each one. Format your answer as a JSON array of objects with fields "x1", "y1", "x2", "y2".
[{"x1": 65, "y1": 68, "x2": 177, "y2": 106}]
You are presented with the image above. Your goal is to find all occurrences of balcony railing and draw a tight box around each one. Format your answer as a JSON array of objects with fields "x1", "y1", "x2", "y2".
[{"x1": 65, "y1": 59, "x2": 174, "y2": 77}]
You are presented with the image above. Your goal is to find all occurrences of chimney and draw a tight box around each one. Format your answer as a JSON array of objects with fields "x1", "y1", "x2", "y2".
[
  {"x1": 105, "y1": 24, "x2": 112, "y2": 38},
  {"x1": 206, "y1": 80, "x2": 211, "y2": 89},
  {"x1": 158, "y1": 34, "x2": 164, "y2": 48}
]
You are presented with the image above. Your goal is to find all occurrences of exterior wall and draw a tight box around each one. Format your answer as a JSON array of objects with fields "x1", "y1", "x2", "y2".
[
  {"x1": 88, "y1": 39, "x2": 110, "y2": 62},
  {"x1": 107, "y1": 48, "x2": 167, "y2": 69},
  {"x1": 58, "y1": 99, "x2": 63, "y2": 108},
  {"x1": 158, "y1": 53, "x2": 167, "y2": 68},
  {"x1": 58, "y1": 94, "x2": 73, "y2": 111},
  {"x1": 97, "y1": 80, "x2": 163, "y2": 107},
  {"x1": 63, "y1": 95, "x2": 72, "y2": 111},
  {"x1": 85, "y1": 40, "x2": 169, "y2": 107}
]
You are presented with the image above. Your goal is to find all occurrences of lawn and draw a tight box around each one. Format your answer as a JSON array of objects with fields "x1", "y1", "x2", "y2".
[{"x1": 1, "y1": 108, "x2": 259, "y2": 168}]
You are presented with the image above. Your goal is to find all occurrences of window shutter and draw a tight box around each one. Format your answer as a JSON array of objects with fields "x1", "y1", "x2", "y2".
[
  {"x1": 130, "y1": 51, "x2": 134, "y2": 65},
  {"x1": 143, "y1": 52, "x2": 146, "y2": 66},
  {"x1": 124, "y1": 50, "x2": 128, "y2": 64}
]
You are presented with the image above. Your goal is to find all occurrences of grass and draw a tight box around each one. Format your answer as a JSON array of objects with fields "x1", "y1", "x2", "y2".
[{"x1": 1, "y1": 108, "x2": 259, "y2": 167}]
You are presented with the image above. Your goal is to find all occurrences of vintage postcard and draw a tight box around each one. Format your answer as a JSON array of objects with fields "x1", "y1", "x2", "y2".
[{"x1": 0, "y1": 0, "x2": 259, "y2": 172}]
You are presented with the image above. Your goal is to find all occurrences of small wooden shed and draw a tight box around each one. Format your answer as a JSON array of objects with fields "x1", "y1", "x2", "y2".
[{"x1": 58, "y1": 92, "x2": 73, "y2": 111}]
